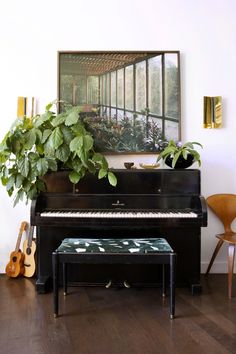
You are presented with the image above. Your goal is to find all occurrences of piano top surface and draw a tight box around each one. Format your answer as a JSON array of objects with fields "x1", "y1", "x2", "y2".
[{"x1": 40, "y1": 168, "x2": 201, "y2": 195}]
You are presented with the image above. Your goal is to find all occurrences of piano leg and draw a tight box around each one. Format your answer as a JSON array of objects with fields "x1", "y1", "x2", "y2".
[
  {"x1": 36, "y1": 276, "x2": 52, "y2": 294},
  {"x1": 190, "y1": 281, "x2": 202, "y2": 295}
]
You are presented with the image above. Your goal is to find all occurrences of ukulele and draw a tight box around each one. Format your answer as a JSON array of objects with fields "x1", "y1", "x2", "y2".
[
  {"x1": 23, "y1": 225, "x2": 36, "y2": 277},
  {"x1": 5, "y1": 221, "x2": 28, "y2": 278}
]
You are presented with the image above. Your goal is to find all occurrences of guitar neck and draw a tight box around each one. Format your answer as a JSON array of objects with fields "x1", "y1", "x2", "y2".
[
  {"x1": 15, "y1": 221, "x2": 28, "y2": 252},
  {"x1": 27, "y1": 226, "x2": 34, "y2": 248}
]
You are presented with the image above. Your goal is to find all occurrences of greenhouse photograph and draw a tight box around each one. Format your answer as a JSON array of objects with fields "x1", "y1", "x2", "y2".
[{"x1": 58, "y1": 51, "x2": 180, "y2": 153}]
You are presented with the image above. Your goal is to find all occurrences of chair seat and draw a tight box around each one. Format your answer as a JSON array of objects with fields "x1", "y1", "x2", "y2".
[{"x1": 216, "y1": 232, "x2": 236, "y2": 244}]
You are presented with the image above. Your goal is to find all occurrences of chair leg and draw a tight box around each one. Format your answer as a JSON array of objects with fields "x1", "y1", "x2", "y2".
[
  {"x1": 228, "y1": 244, "x2": 236, "y2": 299},
  {"x1": 205, "y1": 239, "x2": 224, "y2": 275}
]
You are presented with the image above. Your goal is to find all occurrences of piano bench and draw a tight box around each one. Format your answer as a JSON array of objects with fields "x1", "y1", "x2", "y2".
[{"x1": 52, "y1": 238, "x2": 176, "y2": 319}]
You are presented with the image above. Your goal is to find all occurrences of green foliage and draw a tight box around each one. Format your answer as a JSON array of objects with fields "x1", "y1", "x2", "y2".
[
  {"x1": 83, "y1": 115, "x2": 162, "y2": 153},
  {"x1": 0, "y1": 101, "x2": 117, "y2": 206},
  {"x1": 156, "y1": 140, "x2": 203, "y2": 168}
]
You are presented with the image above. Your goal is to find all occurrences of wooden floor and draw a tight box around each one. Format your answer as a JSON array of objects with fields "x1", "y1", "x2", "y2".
[{"x1": 1, "y1": 275, "x2": 236, "y2": 354}]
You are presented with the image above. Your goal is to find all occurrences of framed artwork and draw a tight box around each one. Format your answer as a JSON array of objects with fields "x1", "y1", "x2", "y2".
[{"x1": 58, "y1": 51, "x2": 181, "y2": 154}]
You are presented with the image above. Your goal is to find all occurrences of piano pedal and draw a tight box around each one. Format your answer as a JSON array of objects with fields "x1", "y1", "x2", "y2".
[
  {"x1": 105, "y1": 279, "x2": 112, "y2": 288},
  {"x1": 123, "y1": 280, "x2": 131, "y2": 288}
]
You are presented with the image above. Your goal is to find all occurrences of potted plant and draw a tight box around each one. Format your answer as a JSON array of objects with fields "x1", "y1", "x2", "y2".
[
  {"x1": 156, "y1": 140, "x2": 203, "y2": 168},
  {"x1": 0, "y1": 100, "x2": 117, "y2": 206}
]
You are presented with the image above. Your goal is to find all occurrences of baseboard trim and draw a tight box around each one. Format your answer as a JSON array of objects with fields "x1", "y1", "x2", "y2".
[{"x1": 201, "y1": 261, "x2": 236, "y2": 274}]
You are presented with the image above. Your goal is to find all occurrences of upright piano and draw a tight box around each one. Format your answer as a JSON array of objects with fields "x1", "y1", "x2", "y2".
[{"x1": 31, "y1": 169, "x2": 207, "y2": 294}]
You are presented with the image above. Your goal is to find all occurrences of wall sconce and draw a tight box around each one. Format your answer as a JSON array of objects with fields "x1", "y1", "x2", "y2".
[
  {"x1": 17, "y1": 97, "x2": 36, "y2": 118},
  {"x1": 203, "y1": 96, "x2": 222, "y2": 128}
]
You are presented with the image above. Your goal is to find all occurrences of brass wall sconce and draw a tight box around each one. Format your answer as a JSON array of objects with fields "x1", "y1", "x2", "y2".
[
  {"x1": 203, "y1": 96, "x2": 222, "y2": 128},
  {"x1": 17, "y1": 96, "x2": 36, "y2": 118}
]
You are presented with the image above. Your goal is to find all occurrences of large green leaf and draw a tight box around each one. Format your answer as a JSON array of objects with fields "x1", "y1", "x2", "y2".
[
  {"x1": 71, "y1": 157, "x2": 82, "y2": 171},
  {"x1": 36, "y1": 158, "x2": 49, "y2": 176},
  {"x1": 24, "y1": 130, "x2": 36, "y2": 150},
  {"x1": 13, "y1": 189, "x2": 25, "y2": 207},
  {"x1": 46, "y1": 157, "x2": 58, "y2": 171},
  {"x1": 1, "y1": 176, "x2": 8, "y2": 186},
  {"x1": 65, "y1": 110, "x2": 79, "y2": 126},
  {"x1": 92, "y1": 153, "x2": 104, "y2": 163},
  {"x1": 18, "y1": 158, "x2": 30, "y2": 177},
  {"x1": 69, "y1": 170, "x2": 81, "y2": 184},
  {"x1": 49, "y1": 127, "x2": 63, "y2": 149},
  {"x1": 77, "y1": 149, "x2": 88, "y2": 167},
  {"x1": 55, "y1": 144, "x2": 70, "y2": 162},
  {"x1": 61, "y1": 125, "x2": 74, "y2": 144},
  {"x1": 172, "y1": 150, "x2": 182, "y2": 168},
  {"x1": 42, "y1": 129, "x2": 52, "y2": 143},
  {"x1": 83, "y1": 135, "x2": 93, "y2": 152},
  {"x1": 35, "y1": 179, "x2": 46, "y2": 192},
  {"x1": 92, "y1": 153, "x2": 109, "y2": 169},
  {"x1": 101, "y1": 156, "x2": 108, "y2": 170},
  {"x1": 34, "y1": 111, "x2": 53, "y2": 128},
  {"x1": 11, "y1": 137, "x2": 22, "y2": 155},
  {"x1": 98, "y1": 168, "x2": 107, "y2": 179},
  {"x1": 70, "y1": 136, "x2": 83, "y2": 152},
  {"x1": 27, "y1": 185, "x2": 37, "y2": 200},
  {"x1": 15, "y1": 174, "x2": 24, "y2": 188},
  {"x1": 51, "y1": 113, "x2": 66, "y2": 127},
  {"x1": 43, "y1": 139, "x2": 55, "y2": 156},
  {"x1": 22, "y1": 179, "x2": 32, "y2": 192},
  {"x1": 87, "y1": 159, "x2": 96, "y2": 174},
  {"x1": 46, "y1": 102, "x2": 53, "y2": 111},
  {"x1": 36, "y1": 144, "x2": 44, "y2": 155},
  {"x1": 108, "y1": 171, "x2": 117, "y2": 186},
  {"x1": 28, "y1": 152, "x2": 38, "y2": 161},
  {"x1": 34, "y1": 128, "x2": 43, "y2": 142},
  {"x1": 71, "y1": 122, "x2": 86, "y2": 135},
  {"x1": 6, "y1": 175, "x2": 15, "y2": 191},
  {"x1": 182, "y1": 149, "x2": 188, "y2": 159}
]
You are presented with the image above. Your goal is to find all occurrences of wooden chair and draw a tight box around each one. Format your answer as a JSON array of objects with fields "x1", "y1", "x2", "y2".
[{"x1": 205, "y1": 194, "x2": 236, "y2": 298}]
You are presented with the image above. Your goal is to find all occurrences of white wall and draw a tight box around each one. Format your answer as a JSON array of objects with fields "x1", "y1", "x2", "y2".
[{"x1": 0, "y1": 0, "x2": 236, "y2": 273}]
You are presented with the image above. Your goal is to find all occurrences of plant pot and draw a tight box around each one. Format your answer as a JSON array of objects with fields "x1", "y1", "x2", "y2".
[{"x1": 165, "y1": 155, "x2": 194, "y2": 169}]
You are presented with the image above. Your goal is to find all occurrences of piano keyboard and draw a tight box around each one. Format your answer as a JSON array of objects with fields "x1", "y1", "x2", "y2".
[{"x1": 40, "y1": 210, "x2": 198, "y2": 219}]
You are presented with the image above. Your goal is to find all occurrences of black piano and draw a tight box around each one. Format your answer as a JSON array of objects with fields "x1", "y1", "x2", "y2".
[{"x1": 31, "y1": 169, "x2": 207, "y2": 294}]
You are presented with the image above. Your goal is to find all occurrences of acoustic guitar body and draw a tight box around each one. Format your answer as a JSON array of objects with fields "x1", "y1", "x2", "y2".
[
  {"x1": 23, "y1": 239, "x2": 36, "y2": 278},
  {"x1": 5, "y1": 250, "x2": 25, "y2": 278}
]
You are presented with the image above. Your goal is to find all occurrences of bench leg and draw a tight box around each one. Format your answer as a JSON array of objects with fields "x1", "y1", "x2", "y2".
[
  {"x1": 162, "y1": 264, "x2": 166, "y2": 297},
  {"x1": 63, "y1": 263, "x2": 67, "y2": 296},
  {"x1": 169, "y1": 253, "x2": 176, "y2": 319},
  {"x1": 52, "y1": 252, "x2": 59, "y2": 317}
]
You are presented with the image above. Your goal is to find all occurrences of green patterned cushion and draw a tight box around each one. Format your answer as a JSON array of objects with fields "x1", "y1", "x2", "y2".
[{"x1": 57, "y1": 238, "x2": 173, "y2": 254}]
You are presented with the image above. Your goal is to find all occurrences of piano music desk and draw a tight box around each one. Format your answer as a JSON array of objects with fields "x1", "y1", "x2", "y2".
[{"x1": 52, "y1": 238, "x2": 176, "y2": 319}]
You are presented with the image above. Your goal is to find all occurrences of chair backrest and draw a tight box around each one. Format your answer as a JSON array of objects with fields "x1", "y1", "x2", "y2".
[{"x1": 206, "y1": 194, "x2": 236, "y2": 233}]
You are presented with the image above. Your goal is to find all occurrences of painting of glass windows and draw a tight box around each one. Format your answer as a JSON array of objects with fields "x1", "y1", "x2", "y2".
[{"x1": 58, "y1": 51, "x2": 180, "y2": 153}]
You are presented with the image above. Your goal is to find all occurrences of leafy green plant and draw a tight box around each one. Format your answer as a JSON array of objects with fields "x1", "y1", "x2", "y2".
[
  {"x1": 83, "y1": 115, "x2": 162, "y2": 153},
  {"x1": 0, "y1": 101, "x2": 117, "y2": 206},
  {"x1": 156, "y1": 140, "x2": 203, "y2": 168}
]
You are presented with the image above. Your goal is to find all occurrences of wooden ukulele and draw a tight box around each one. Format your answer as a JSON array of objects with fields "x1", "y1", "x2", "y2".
[
  {"x1": 5, "y1": 221, "x2": 28, "y2": 278},
  {"x1": 23, "y1": 225, "x2": 36, "y2": 277}
]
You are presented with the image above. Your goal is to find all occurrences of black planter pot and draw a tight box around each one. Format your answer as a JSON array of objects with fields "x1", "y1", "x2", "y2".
[{"x1": 165, "y1": 155, "x2": 194, "y2": 169}]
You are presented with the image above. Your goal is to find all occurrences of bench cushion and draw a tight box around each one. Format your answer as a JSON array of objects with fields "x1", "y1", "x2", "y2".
[{"x1": 56, "y1": 238, "x2": 173, "y2": 254}]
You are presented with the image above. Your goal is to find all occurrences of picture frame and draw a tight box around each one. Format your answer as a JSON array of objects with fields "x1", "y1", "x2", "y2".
[{"x1": 58, "y1": 51, "x2": 181, "y2": 154}]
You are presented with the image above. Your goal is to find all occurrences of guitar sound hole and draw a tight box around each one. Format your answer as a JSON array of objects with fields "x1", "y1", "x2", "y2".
[
  {"x1": 12, "y1": 256, "x2": 17, "y2": 262},
  {"x1": 26, "y1": 248, "x2": 31, "y2": 255}
]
